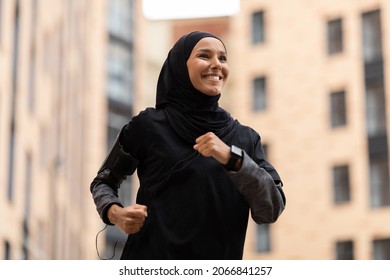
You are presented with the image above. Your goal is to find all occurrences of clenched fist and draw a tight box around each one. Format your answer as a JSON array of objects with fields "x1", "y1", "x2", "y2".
[
  {"x1": 108, "y1": 204, "x2": 148, "y2": 234},
  {"x1": 193, "y1": 132, "x2": 230, "y2": 165}
]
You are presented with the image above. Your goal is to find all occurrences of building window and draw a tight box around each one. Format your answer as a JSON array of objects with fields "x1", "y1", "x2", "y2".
[
  {"x1": 107, "y1": 43, "x2": 134, "y2": 105},
  {"x1": 373, "y1": 238, "x2": 390, "y2": 260},
  {"x1": 369, "y1": 155, "x2": 390, "y2": 208},
  {"x1": 330, "y1": 90, "x2": 347, "y2": 127},
  {"x1": 256, "y1": 224, "x2": 271, "y2": 253},
  {"x1": 108, "y1": 0, "x2": 134, "y2": 42},
  {"x1": 332, "y1": 165, "x2": 351, "y2": 204},
  {"x1": 4, "y1": 240, "x2": 10, "y2": 260},
  {"x1": 253, "y1": 77, "x2": 267, "y2": 111},
  {"x1": 361, "y1": 9, "x2": 389, "y2": 208},
  {"x1": 366, "y1": 86, "x2": 386, "y2": 137},
  {"x1": 107, "y1": 0, "x2": 134, "y2": 105},
  {"x1": 335, "y1": 240, "x2": 354, "y2": 260},
  {"x1": 327, "y1": 18, "x2": 343, "y2": 55},
  {"x1": 252, "y1": 11, "x2": 265, "y2": 44},
  {"x1": 362, "y1": 10, "x2": 382, "y2": 63}
]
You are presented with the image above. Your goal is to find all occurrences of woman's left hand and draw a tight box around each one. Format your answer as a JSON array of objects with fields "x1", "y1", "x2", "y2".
[{"x1": 194, "y1": 132, "x2": 230, "y2": 165}]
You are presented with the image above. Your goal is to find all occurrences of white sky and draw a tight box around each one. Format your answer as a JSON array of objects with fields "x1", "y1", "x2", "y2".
[{"x1": 142, "y1": 0, "x2": 240, "y2": 20}]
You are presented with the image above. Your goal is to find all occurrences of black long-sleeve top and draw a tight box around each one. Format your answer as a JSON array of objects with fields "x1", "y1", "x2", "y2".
[{"x1": 90, "y1": 108, "x2": 285, "y2": 259}]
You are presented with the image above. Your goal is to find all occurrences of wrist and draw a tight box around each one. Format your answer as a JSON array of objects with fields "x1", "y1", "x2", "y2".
[
  {"x1": 107, "y1": 204, "x2": 122, "y2": 225},
  {"x1": 224, "y1": 145, "x2": 243, "y2": 171},
  {"x1": 234, "y1": 157, "x2": 243, "y2": 171}
]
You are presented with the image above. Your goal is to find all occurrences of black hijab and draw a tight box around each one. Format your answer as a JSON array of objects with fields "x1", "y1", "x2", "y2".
[{"x1": 155, "y1": 31, "x2": 236, "y2": 144}]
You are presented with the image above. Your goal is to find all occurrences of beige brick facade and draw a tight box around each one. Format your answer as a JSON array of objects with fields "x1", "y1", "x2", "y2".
[
  {"x1": 0, "y1": 0, "x2": 107, "y2": 259},
  {"x1": 232, "y1": 0, "x2": 390, "y2": 259}
]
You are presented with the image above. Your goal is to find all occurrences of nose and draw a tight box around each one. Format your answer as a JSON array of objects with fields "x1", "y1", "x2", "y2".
[{"x1": 210, "y1": 58, "x2": 222, "y2": 70}]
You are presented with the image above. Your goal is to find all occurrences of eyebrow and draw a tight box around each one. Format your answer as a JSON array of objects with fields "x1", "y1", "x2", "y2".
[{"x1": 195, "y1": 48, "x2": 227, "y2": 55}]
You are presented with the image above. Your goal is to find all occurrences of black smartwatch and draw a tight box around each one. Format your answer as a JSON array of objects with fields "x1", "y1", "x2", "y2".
[{"x1": 225, "y1": 145, "x2": 243, "y2": 171}]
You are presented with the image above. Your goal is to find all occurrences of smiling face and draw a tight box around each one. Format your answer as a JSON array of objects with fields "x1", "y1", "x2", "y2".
[{"x1": 186, "y1": 37, "x2": 229, "y2": 96}]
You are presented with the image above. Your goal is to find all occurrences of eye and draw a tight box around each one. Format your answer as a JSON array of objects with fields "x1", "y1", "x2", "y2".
[
  {"x1": 219, "y1": 55, "x2": 227, "y2": 62},
  {"x1": 197, "y1": 53, "x2": 209, "y2": 59}
]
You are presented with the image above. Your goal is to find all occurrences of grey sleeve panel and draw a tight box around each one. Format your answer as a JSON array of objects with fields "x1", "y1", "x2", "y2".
[
  {"x1": 90, "y1": 169, "x2": 124, "y2": 225},
  {"x1": 228, "y1": 151, "x2": 285, "y2": 224},
  {"x1": 92, "y1": 184, "x2": 123, "y2": 226}
]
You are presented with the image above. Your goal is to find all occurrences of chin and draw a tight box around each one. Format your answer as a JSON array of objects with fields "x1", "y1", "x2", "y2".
[
  {"x1": 201, "y1": 87, "x2": 222, "y2": 96},
  {"x1": 202, "y1": 91, "x2": 221, "y2": 96}
]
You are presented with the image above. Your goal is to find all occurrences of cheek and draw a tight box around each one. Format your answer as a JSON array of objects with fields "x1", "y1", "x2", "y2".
[
  {"x1": 188, "y1": 65, "x2": 203, "y2": 83},
  {"x1": 187, "y1": 69, "x2": 198, "y2": 87},
  {"x1": 223, "y1": 67, "x2": 230, "y2": 80},
  {"x1": 187, "y1": 62, "x2": 197, "y2": 81}
]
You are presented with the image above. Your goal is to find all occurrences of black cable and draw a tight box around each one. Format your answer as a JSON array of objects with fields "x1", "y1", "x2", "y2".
[{"x1": 95, "y1": 224, "x2": 120, "y2": 260}]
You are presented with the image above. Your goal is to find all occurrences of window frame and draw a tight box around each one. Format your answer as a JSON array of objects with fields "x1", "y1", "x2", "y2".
[
  {"x1": 330, "y1": 90, "x2": 347, "y2": 127},
  {"x1": 252, "y1": 10, "x2": 265, "y2": 44},
  {"x1": 335, "y1": 240, "x2": 354, "y2": 260},
  {"x1": 332, "y1": 164, "x2": 351, "y2": 204},
  {"x1": 252, "y1": 76, "x2": 267, "y2": 111},
  {"x1": 327, "y1": 18, "x2": 343, "y2": 55}
]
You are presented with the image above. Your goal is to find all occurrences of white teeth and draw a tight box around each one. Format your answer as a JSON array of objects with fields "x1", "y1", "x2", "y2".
[{"x1": 205, "y1": 75, "x2": 220, "y2": 81}]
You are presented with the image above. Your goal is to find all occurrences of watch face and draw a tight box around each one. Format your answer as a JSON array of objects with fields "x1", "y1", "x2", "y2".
[{"x1": 231, "y1": 145, "x2": 242, "y2": 157}]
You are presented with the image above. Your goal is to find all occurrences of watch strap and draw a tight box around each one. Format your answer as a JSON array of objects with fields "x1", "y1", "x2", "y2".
[{"x1": 225, "y1": 145, "x2": 243, "y2": 171}]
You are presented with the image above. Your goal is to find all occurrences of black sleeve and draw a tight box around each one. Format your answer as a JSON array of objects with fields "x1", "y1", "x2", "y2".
[{"x1": 90, "y1": 112, "x2": 146, "y2": 225}]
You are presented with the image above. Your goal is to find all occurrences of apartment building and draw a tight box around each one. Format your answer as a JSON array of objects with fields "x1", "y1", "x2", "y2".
[
  {"x1": 0, "y1": 0, "x2": 137, "y2": 259},
  {"x1": 227, "y1": 0, "x2": 390, "y2": 259}
]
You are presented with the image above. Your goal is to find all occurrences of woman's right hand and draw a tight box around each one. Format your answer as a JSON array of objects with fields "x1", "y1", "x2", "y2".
[{"x1": 107, "y1": 204, "x2": 148, "y2": 234}]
